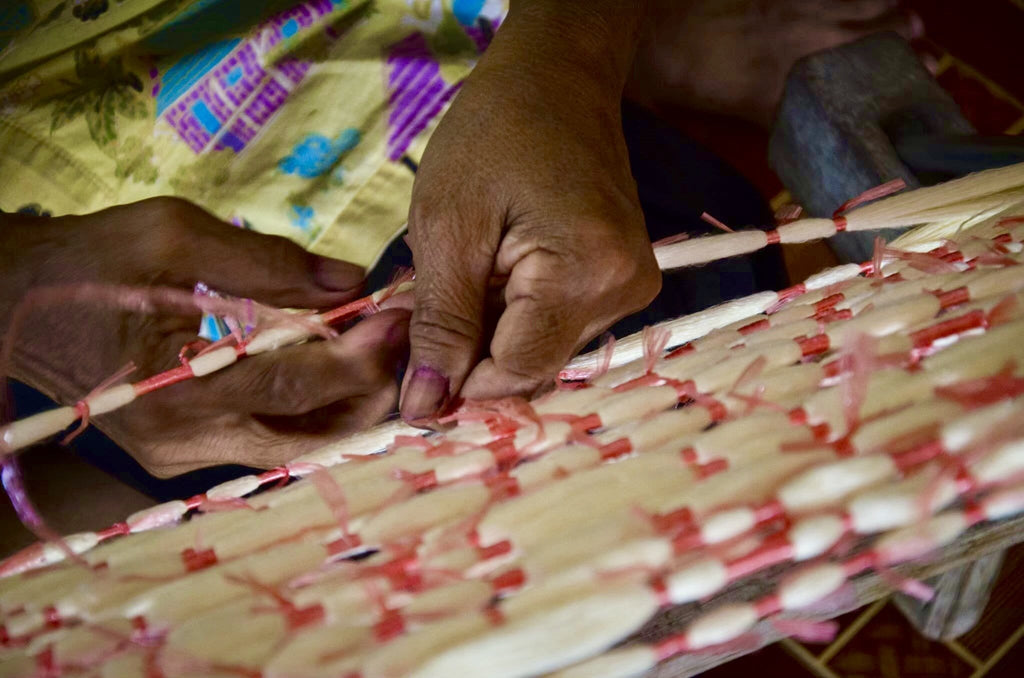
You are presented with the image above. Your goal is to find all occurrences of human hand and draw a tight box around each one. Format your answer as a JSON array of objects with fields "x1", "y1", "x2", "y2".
[
  {"x1": 400, "y1": 2, "x2": 661, "y2": 423},
  {"x1": 1, "y1": 198, "x2": 409, "y2": 476},
  {"x1": 628, "y1": 0, "x2": 919, "y2": 127}
]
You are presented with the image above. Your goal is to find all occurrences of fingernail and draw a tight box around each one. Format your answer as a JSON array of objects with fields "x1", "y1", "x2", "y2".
[
  {"x1": 312, "y1": 256, "x2": 362, "y2": 291},
  {"x1": 402, "y1": 366, "x2": 449, "y2": 423}
]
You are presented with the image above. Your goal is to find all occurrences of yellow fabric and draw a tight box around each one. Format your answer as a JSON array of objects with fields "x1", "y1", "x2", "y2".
[{"x1": 0, "y1": 0, "x2": 505, "y2": 269}]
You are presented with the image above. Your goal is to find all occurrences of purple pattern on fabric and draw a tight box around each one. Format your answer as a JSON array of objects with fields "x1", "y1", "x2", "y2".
[
  {"x1": 161, "y1": 0, "x2": 334, "y2": 154},
  {"x1": 390, "y1": 79, "x2": 459, "y2": 160},
  {"x1": 465, "y1": 23, "x2": 495, "y2": 53},
  {"x1": 383, "y1": 20, "x2": 500, "y2": 161}
]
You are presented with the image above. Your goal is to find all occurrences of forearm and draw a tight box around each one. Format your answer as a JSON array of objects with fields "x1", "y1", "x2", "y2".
[{"x1": 487, "y1": 0, "x2": 649, "y2": 100}]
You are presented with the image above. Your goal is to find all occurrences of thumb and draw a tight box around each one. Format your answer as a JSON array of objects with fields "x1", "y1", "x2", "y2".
[
  {"x1": 134, "y1": 198, "x2": 365, "y2": 309},
  {"x1": 400, "y1": 222, "x2": 494, "y2": 424}
]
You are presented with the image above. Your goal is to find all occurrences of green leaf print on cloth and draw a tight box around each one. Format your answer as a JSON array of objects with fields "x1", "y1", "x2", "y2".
[
  {"x1": 41, "y1": 46, "x2": 158, "y2": 185},
  {"x1": 169, "y1": 149, "x2": 233, "y2": 199},
  {"x1": 113, "y1": 135, "x2": 158, "y2": 184},
  {"x1": 46, "y1": 48, "x2": 149, "y2": 149},
  {"x1": 430, "y1": 7, "x2": 475, "y2": 57}
]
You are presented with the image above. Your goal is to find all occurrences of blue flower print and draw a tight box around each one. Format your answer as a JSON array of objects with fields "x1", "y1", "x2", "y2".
[
  {"x1": 290, "y1": 204, "x2": 315, "y2": 230},
  {"x1": 279, "y1": 128, "x2": 361, "y2": 179},
  {"x1": 453, "y1": 0, "x2": 485, "y2": 26}
]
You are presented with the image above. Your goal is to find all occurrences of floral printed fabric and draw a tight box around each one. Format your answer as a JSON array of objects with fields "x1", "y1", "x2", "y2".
[{"x1": 0, "y1": 0, "x2": 506, "y2": 268}]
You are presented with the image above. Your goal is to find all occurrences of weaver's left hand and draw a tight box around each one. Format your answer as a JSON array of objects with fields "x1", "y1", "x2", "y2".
[{"x1": 1, "y1": 198, "x2": 409, "y2": 476}]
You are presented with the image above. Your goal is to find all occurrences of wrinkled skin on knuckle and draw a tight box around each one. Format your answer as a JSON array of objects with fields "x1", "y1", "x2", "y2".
[
  {"x1": 496, "y1": 206, "x2": 658, "y2": 365},
  {"x1": 411, "y1": 297, "x2": 483, "y2": 354},
  {"x1": 409, "y1": 197, "x2": 499, "y2": 270},
  {"x1": 211, "y1": 360, "x2": 317, "y2": 416},
  {"x1": 409, "y1": 211, "x2": 493, "y2": 354},
  {"x1": 495, "y1": 315, "x2": 575, "y2": 377}
]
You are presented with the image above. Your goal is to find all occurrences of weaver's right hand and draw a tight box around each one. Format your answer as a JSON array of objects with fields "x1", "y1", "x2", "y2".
[
  {"x1": 400, "y1": 1, "x2": 661, "y2": 424},
  {"x1": 0, "y1": 197, "x2": 409, "y2": 477}
]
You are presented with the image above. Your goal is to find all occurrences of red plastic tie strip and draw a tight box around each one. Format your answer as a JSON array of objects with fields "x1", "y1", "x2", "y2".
[
  {"x1": 832, "y1": 178, "x2": 907, "y2": 218},
  {"x1": 400, "y1": 470, "x2": 437, "y2": 492},
  {"x1": 738, "y1": 319, "x2": 770, "y2": 335},
  {"x1": 700, "y1": 395, "x2": 729, "y2": 422},
  {"x1": 695, "y1": 459, "x2": 729, "y2": 479},
  {"x1": 327, "y1": 534, "x2": 363, "y2": 555},
  {"x1": 754, "y1": 594, "x2": 782, "y2": 617},
  {"x1": 935, "y1": 286, "x2": 970, "y2": 309},
  {"x1": 755, "y1": 500, "x2": 785, "y2": 523},
  {"x1": 97, "y1": 522, "x2": 130, "y2": 541},
  {"x1": 182, "y1": 547, "x2": 217, "y2": 572},
  {"x1": 373, "y1": 611, "x2": 405, "y2": 643},
  {"x1": 726, "y1": 538, "x2": 793, "y2": 580},
  {"x1": 842, "y1": 552, "x2": 875, "y2": 577},
  {"x1": 809, "y1": 423, "x2": 831, "y2": 442},
  {"x1": 701, "y1": 212, "x2": 735, "y2": 233},
  {"x1": 778, "y1": 283, "x2": 808, "y2": 303},
  {"x1": 477, "y1": 540, "x2": 513, "y2": 561},
  {"x1": 665, "y1": 344, "x2": 695, "y2": 359},
  {"x1": 599, "y1": 438, "x2": 633, "y2": 461},
  {"x1": 35, "y1": 647, "x2": 56, "y2": 673},
  {"x1": 910, "y1": 310, "x2": 987, "y2": 348},
  {"x1": 257, "y1": 466, "x2": 290, "y2": 484},
  {"x1": 797, "y1": 334, "x2": 830, "y2": 357},
  {"x1": 571, "y1": 413, "x2": 602, "y2": 433},
  {"x1": 963, "y1": 502, "x2": 987, "y2": 525},
  {"x1": 650, "y1": 506, "x2": 694, "y2": 535},
  {"x1": 487, "y1": 439, "x2": 519, "y2": 468},
  {"x1": 42, "y1": 606, "x2": 62, "y2": 630},
  {"x1": 491, "y1": 568, "x2": 526, "y2": 594},
  {"x1": 484, "y1": 605, "x2": 506, "y2": 626},
  {"x1": 655, "y1": 632, "x2": 691, "y2": 661},
  {"x1": 813, "y1": 293, "x2": 844, "y2": 313},
  {"x1": 287, "y1": 604, "x2": 325, "y2": 631},
  {"x1": 650, "y1": 576, "x2": 672, "y2": 606},
  {"x1": 485, "y1": 474, "x2": 521, "y2": 502},
  {"x1": 816, "y1": 309, "x2": 853, "y2": 324}
]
